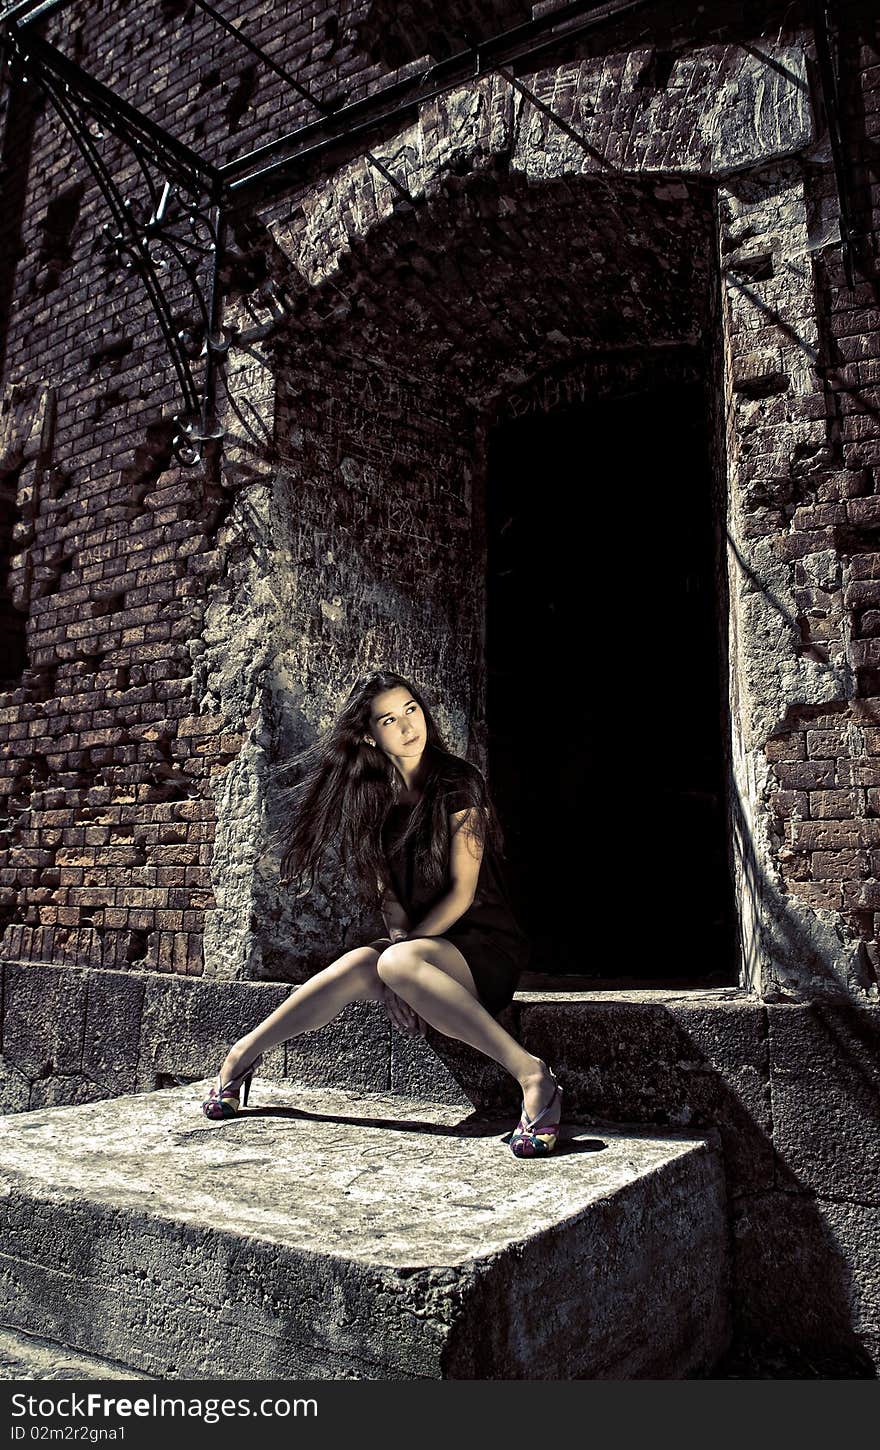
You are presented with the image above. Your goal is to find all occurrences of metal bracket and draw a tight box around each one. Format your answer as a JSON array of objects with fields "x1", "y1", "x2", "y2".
[
  {"x1": 3, "y1": 0, "x2": 860, "y2": 472},
  {"x1": 0, "y1": 0, "x2": 662, "y2": 469},
  {"x1": 2, "y1": 24, "x2": 229, "y2": 464}
]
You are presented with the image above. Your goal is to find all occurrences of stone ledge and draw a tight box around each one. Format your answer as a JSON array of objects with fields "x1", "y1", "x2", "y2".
[
  {"x1": 514, "y1": 978, "x2": 750, "y2": 1003},
  {"x1": 0, "y1": 962, "x2": 755, "y2": 1121},
  {"x1": 0, "y1": 1081, "x2": 730, "y2": 1380},
  {"x1": 0, "y1": 964, "x2": 775, "y2": 1200},
  {"x1": 767, "y1": 1003, "x2": 880, "y2": 1206}
]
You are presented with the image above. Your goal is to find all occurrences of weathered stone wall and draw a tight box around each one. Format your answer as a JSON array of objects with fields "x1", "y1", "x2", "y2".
[
  {"x1": 201, "y1": 345, "x2": 481, "y2": 981},
  {"x1": 0, "y1": 8, "x2": 875, "y2": 974},
  {"x1": 2, "y1": 1, "x2": 879, "y2": 994}
]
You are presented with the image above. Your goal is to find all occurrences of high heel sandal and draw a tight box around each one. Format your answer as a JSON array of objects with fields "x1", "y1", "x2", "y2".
[
  {"x1": 509, "y1": 1066, "x2": 563, "y2": 1158},
  {"x1": 201, "y1": 1052, "x2": 264, "y2": 1120}
]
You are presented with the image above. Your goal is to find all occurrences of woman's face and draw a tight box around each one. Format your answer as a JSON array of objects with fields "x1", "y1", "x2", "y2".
[{"x1": 365, "y1": 687, "x2": 425, "y2": 761}]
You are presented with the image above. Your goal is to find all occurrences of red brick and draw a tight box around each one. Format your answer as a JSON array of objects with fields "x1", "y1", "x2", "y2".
[
  {"x1": 810, "y1": 850, "x2": 867, "y2": 879},
  {"x1": 773, "y1": 762, "x2": 837, "y2": 790},
  {"x1": 804, "y1": 729, "x2": 847, "y2": 758},
  {"x1": 790, "y1": 881, "x2": 844, "y2": 910},
  {"x1": 842, "y1": 880, "x2": 880, "y2": 908},
  {"x1": 838, "y1": 759, "x2": 880, "y2": 787},
  {"x1": 770, "y1": 790, "x2": 809, "y2": 820},
  {"x1": 794, "y1": 820, "x2": 880, "y2": 850},
  {"x1": 809, "y1": 789, "x2": 859, "y2": 818}
]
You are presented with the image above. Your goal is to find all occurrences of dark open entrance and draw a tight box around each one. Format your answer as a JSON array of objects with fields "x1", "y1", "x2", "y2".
[{"x1": 486, "y1": 376, "x2": 737, "y2": 985}]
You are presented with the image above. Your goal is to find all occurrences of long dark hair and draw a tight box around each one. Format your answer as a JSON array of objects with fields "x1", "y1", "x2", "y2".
[{"x1": 264, "y1": 669, "x2": 505, "y2": 908}]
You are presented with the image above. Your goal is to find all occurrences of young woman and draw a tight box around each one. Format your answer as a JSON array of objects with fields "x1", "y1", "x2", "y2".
[{"x1": 201, "y1": 669, "x2": 563, "y2": 1157}]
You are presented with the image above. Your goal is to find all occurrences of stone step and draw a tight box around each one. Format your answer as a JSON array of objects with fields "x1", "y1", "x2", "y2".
[
  {"x1": 0, "y1": 1080, "x2": 731, "y2": 1380},
  {"x1": 0, "y1": 1324, "x2": 155, "y2": 1381}
]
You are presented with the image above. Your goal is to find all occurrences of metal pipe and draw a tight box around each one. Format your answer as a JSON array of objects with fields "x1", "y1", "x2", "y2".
[
  {"x1": 0, "y1": 0, "x2": 71, "y2": 28},
  {"x1": 12, "y1": 29, "x2": 221, "y2": 190},
  {"x1": 220, "y1": 0, "x2": 657, "y2": 191},
  {"x1": 201, "y1": 201, "x2": 227, "y2": 441},
  {"x1": 808, "y1": 0, "x2": 856, "y2": 288},
  {"x1": 38, "y1": 68, "x2": 201, "y2": 417}
]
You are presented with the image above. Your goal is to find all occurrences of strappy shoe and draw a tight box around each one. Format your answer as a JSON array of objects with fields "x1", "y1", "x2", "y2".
[
  {"x1": 509, "y1": 1066, "x2": 563, "y2": 1158},
  {"x1": 201, "y1": 1052, "x2": 264, "y2": 1120}
]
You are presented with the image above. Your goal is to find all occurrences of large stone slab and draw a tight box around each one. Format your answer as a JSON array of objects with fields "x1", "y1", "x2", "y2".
[
  {"x1": 279, "y1": 999, "x2": 393, "y2": 1095},
  {"x1": 2, "y1": 962, "x2": 88, "y2": 1079},
  {"x1": 818, "y1": 1197, "x2": 880, "y2": 1371},
  {"x1": 0, "y1": 1056, "x2": 30, "y2": 1115},
  {"x1": 82, "y1": 969, "x2": 147, "y2": 1097},
  {"x1": 389, "y1": 1005, "x2": 517, "y2": 1107},
  {"x1": 136, "y1": 972, "x2": 291, "y2": 1091},
  {"x1": 136, "y1": 972, "x2": 390, "y2": 1095},
  {"x1": 0, "y1": 1082, "x2": 730, "y2": 1380}
]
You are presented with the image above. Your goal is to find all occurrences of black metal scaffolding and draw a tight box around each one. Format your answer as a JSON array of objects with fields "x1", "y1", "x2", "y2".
[{"x1": 0, "y1": 0, "x2": 861, "y2": 463}]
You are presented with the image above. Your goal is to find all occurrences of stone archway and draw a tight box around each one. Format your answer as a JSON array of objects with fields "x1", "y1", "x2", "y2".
[{"x1": 203, "y1": 33, "x2": 874, "y2": 1002}]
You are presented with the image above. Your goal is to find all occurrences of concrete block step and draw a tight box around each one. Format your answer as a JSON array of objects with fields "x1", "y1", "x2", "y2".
[
  {"x1": 0, "y1": 1323, "x2": 155, "y2": 1381},
  {"x1": 0, "y1": 1081, "x2": 732, "y2": 1380}
]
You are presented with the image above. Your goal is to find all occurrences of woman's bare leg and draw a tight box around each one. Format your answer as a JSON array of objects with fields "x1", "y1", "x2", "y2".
[
  {"x1": 216, "y1": 942, "x2": 387, "y2": 1088},
  {"x1": 376, "y1": 938, "x2": 557, "y2": 1123}
]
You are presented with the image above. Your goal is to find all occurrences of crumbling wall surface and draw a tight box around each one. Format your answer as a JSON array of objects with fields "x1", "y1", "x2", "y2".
[
  {"x1": 199, "y1": 342, "x2": 480, "y2": 982},
  {"x1": 239, "y1": 190, "x2": 714, "y2": 976},
  {"x1": 720, "y1": 154, "x2": 873, "y2": 1003},
  {"x1": 717, "y1": 3, "x2": 880, "y2": 1002},
  {"x1": 244, "y1": 13, "x2": 880, "y2": 1002}
]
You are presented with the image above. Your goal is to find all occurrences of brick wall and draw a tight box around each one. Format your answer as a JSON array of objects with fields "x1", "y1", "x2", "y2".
[
  {"x1": 0, "y1": 1, "x2": 878, "y2": 999},
  {"x1": 741, "y1": 4, "x2": 880, "y2": 994}
]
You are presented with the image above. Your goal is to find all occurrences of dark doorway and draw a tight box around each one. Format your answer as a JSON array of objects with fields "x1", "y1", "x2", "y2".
[{"x1": 486, "y1": 377, "x2": 737, "y2": 984}]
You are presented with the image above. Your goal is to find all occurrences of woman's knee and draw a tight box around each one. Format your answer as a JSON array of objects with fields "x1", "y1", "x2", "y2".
[
  {"x1": 333, "y1": 944, "x2": 383, "y2": 997},
  {"x1": 376, "y1": 941, "x2": 421, "y2": 987}
]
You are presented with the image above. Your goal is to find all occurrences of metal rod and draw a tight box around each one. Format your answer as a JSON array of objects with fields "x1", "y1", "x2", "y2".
[
  {"x1": 220, "y1": 0, "x2": 656, "y2": 191},
  {"x1": 10, "y1": 30, "x2": 221, "y2": 192},
  {"x1": 188, "y1": 0, "x2": 326, "y2": 113},
  {"x1": 3, "y1": 0, "x2": 655, "y2": 206},
  {"x1": 190, "y1": 0, "x2": 413, "y2": 201},
  {"x1": 808, "y1": 0, "x2": 856, "y2": 288},
  {"x1": 0, "y1": 0, "x2": 72, "y2": 27},
  {"x1": 202, "y1": 202, "x2": 226, "y2": 440},
  {"x1": 39, "y1": 71, "x2": 201, "y2": 415},
  {"x1": 495, "y1": 62, "x2": 611, "y2": 170}
]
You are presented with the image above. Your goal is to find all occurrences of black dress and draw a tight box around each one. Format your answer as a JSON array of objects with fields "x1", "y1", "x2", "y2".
[{"x1": 380, "y1": 754, "x2": 531, "y2": 1017}]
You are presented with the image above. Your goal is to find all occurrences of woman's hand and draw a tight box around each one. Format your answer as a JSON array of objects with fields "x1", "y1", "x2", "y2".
[{"x1": 380, "y1": 983, "x2": 427, "y2": 1038}]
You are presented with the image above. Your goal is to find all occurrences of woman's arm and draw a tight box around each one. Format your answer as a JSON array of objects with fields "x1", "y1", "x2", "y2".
[
  {"x1": 404, "y1": 808, "x2": 484, "y2": 939},
  {"x1": 378, "y1": 875, "x2": 411, "y2": 939}
]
